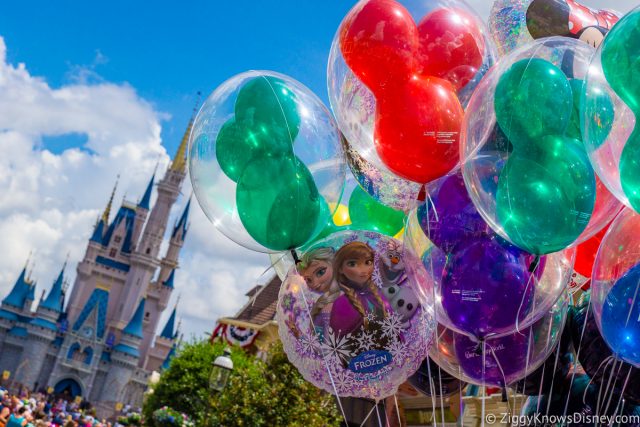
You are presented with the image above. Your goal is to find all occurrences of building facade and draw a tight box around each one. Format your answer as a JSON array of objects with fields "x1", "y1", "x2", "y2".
[{"x1": 0, "y1": 120, "x2": 192, "y2": 409}]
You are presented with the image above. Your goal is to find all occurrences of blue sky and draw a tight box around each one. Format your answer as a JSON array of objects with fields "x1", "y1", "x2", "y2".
[{"x1": 0, "y1": 1, "x2": 352, "y2": 155}]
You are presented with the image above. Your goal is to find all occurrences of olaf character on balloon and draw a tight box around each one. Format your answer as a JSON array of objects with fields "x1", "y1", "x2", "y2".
[{"x1": 378, "y1": 240, "x2": 420, "y2": 328}]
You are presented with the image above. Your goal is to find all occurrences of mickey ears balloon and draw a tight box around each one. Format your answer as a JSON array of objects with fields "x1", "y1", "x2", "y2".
[
  {"x1": 189, "y1": 71, "x2": 346, "y2": 252},
  {"x1": 328, "y1": 0, "x2": 495, "y2": 186},
  {"x1": 489, "y1": 0, "x2": 620, "y2": 56}
]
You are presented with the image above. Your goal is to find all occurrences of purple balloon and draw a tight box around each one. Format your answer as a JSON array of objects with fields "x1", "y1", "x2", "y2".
[
  {"x1": 418, "y1": 173, "x2": 489, "y2": 253},
  {"x1": 455, "y1": 332, "x2": 529, "y2": 386},
  {"x1": 441, "y1": 236, "x2": 536, "y2": 338}
]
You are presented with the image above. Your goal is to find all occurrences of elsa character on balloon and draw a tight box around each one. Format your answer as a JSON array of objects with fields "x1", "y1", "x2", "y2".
[
  {"x1": 329, "y1": 242, "x2": 390, "y2": 345},
  {"x1": 298, "y1": 247, "x2": 341, "y2": 343}
]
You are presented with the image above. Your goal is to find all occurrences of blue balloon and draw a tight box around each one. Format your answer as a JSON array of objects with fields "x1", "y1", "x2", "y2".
[{"x1": 601, "y1": 262, "x2": 640, "y2": 366}]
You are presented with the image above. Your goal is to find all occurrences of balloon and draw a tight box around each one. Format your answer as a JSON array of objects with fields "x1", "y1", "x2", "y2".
[
  {"x1": 462, "y1": 38, "x2": 619, "y2": 255},
  {"x1": 332, "y1": 0, "x2": 493, "y2": 185},
  {"x1": 276, "y1": 230, "x2": 435, "y2": 400},
  {"x1": 441, "y1": 236, "x2": 535, "y2": 338},
  {"x1": 430, "y1": 292, "x2": 569, "y2": 387},
  {"x1": 584, "y1": 8, "x2": 640, "y2": 213},
  {"x1": 570, "y1": 291, "x2": 640, "y2": 406},
  {"x1": 236, "y1": 156, "x2": 322, "y2": 251},
  {"x1": 408, "y1": 357, "x2": 465, "y2": 397},
  {"x1": 329, "y1": 203, "x2": 351, "y2": 227},
  {"x1": 489, "y1": 0, "x2": 619, "y2": 57},
  {"x1": 189, "y1": 71, "x2": 345, "y2": 253},
  {"x1": 408, "y1": 171, "x2": 570, "y2": 340},
  {"x1": 573, "y1": 219, "x2": 611, "y2": 278},
  {"x1": 348, "y1": 185, "x2": 405, "y2": 236},
  {"x1": 592, "y1": 207, "x2": 640, "y2": 367}
]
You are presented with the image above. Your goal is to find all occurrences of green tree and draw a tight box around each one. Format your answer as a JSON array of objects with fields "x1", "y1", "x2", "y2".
[{"x1": 143, "y1": 339, "x2": 341, "y2": 427}]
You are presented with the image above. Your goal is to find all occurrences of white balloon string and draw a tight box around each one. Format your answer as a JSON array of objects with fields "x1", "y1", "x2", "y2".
[
  {"x1": 481, "y1": 340, "x2": 486, "y2": 427},
  {"x1": 515, "y1": 259, "x2": 539, "y2": 336},
  {"x1": 296, "y1": 264, "x2": 349, "y2": 425},
  {"x1": 608, "y1": 369, "x2": 631, "y2": 427},
  {"x1": 425, "y1": 358, "x2": 439, "y2": 427},
  {"x1": 583, "y1": 355, "x2": 614, "y2": 406},
  {"x1": 544, "y1": 324, "x2": 561, "y2": 417},
  {"x1": 487, "y1": 341, "x2": 512, "y2": 416},
  {"x1": 375, "y1": 401, "x2": 384, "y2": 427},
  {"x1": 360, "y1": 404, "x2": 377, "y2": 427},
  {"x1": 563, "y1": 295, "x2": 592, "y2": 419},
  {"x1": 436, "y1": 364, "x2": 445, "y2": 427},
  {"x1": 535, "y1": 356, "x2": 547, "y2": 414},
  {"x1": 458, "y1": 365, "x2": 465, "y2": 427},
  {"x1": 394, "y1": 394, "x2": 402, "y2": 427}
]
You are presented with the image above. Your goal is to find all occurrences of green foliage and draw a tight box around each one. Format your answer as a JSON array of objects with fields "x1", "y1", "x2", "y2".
[
  {"x1": 117, "y1": 413, "x2": 142, "y2": 426},
  {"x1": 143, "y1": 339, "x2": 340, "y2": 427}
]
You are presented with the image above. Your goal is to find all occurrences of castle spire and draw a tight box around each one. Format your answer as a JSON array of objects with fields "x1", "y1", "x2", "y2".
[
  {"x1": 169, "y1": 93, "x2": 200, "y2": 174},
  {"x1": 122, "y1": 298, "x2": 145, "y2": 338},
  {"x1": 2, "y1": 267, "x2": 30, "y2": 309},
  {"x1": 171, "y1": 197, "x2": 191, "y2": 241},
  {"x1": 160, "y1": 305, "x2": 177, "y2": 339},
  {"x1": 40, "y1": 262, "x2": 66, "y2": 312},
  {"x1": 138, "y1": 173, "x2": 155, "y2": 210},
  {"x1": 102, "y1": 175, "x2": 120, "y2": 223}
]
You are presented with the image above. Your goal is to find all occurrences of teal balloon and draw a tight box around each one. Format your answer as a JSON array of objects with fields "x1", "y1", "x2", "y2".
[
  {"x1": 236, "y1": 155, "x2": 321, "y2": 251},
  {"x1": 216, "y1": 119, "x2": 294, "y2": 182},
  {"x1": 348, "y1": 185, "x2": 405, "y2": 236},
  {"x1": 601, "y1": 9, "x2": 640, "y2": 212},
  {"x1": 495, "y1": 59, "x2": 572, "y2": 144},
  {"x1": 235, "y1": 76, "x2": 301, "y2": 143},
  {"x1": 496, "y1": 137, "x2": 596, "y2": 254}
]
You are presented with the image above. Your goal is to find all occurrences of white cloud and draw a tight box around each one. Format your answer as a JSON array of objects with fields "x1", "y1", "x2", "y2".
[{"x1": 0, "y1": 35, "x2": 268, "y2": 340}]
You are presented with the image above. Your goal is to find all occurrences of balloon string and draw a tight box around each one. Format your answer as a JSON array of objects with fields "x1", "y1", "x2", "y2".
[
  {"x1": 290, "y1": 249, "x2": 301, "y2": 265},
  {"x1": 582, "y1": 355, "x2": 614, "y2": 406},
  {"x1": 458, "y1": 366, "x2": 465, "y2": 427},
  {"x1": 481, "y1": 340, "x2": 486, "y2": 427},
  {"x1": 544, "y1": 329, "x2": 562, "y2": 417},
  {"x1": 393, "y1": 394, "x2": 401, "y2": 427},
  {"x1": 425, "y1": 358, "x2": 439, "y2": 427},
  {"x1": 563, "y1": 295, "x2": 592, "y2": 419},
  {"x1": 487, "y1": 341, "x2": 512, "y2": 416},
  {"x1": 608, "y1": 368, "x2": 631, "y2": 426},
  {"x1": 375, "y1": 402, "x2": 384, "y2": 427},
  {"x1": 436, "y1": 364, "x2": 445, "y2": 427},
  {"x1": 595, "y1": 358, "x2": 618, "y2": 423},
  {"x1": 601, "y1": 360, "x2": 624, "y2": 421},
  {"x1": 515, "y1": 258, "x2": 539, "y2": 336},
  {"x1": 295, "y1": 264, "x2": 349, "y2": 425},
  {"x1": 535, "y1": 355, "x2": 547, "y2": 414},
  {"x1": 360, "y1": 404, "x2": 377, "y2": 427}
]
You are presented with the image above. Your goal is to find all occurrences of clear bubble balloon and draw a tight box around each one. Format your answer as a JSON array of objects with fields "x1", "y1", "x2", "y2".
[
  {"x1": 189, "y1": 71, "x2": 346, "y2": 253},
  {"x1": 591, "y1": 207, "x2": 640, "y2": 367},
  {"x1": 276, "y1": 230, "x2": 435, "y2": 400},
  {"x1": 328, "y1": 0, "x2": 496, "y2": 186},
  {"x1": 583, "y1": 8, "x2": 640, "y2": 214},
  {"x1": 461, "y1": 37, "x2": 622, "y2": 255},
  {"x1": 430, "y1": 291, "x2": 569, "y2": 387},
  {"x1": 404, "y1": 174, "x2": 574, "y2": 340}
]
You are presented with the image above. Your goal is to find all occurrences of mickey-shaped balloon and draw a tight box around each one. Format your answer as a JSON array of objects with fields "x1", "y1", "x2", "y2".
[{"x1": 339, "y1": 0, "x2": 485, "y2": 184}]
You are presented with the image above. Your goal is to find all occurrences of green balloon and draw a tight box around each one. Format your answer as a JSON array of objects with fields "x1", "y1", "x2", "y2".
[
  {"x1": 601, "y1": 9, "x2": 640, "y2": 211},
  {"x1": 236, "y1": 155, "x2": 321, "y2": 251},
  {"x1": 348, "y1": 185, "x2": 405, "y2": 236},
  {"x1": 495, "y1": 59, "x2": 572, "y2": 144},
  {"x1": 216, "y1": 119, "x2": 294, "y2": 182},
  {"x1": 235, "y1": 76, "x2": 301, "y2": 143},
  {"x1": 496, "y1": 136, "x2": 595, "y2": 254}
]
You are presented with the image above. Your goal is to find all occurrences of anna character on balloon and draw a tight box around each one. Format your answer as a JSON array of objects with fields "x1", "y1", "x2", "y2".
[
  {"x1": 329, "y1": 242, "x2": 390, "y2": 344},
  {"x1": 298, "y1": 247, "x2": 342, "y2": 342}
]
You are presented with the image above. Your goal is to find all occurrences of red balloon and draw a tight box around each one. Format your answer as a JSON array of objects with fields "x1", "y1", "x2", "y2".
[
  {"x1": 374, "y1": 76, "x2": 463, "y2": 184},
  {"x1": 339, "y1": 0, "x2": 418, "y2": 93},
  {"x1": 574, "y1": 221, "x2": 609, "y2": 278},
  {"x1": 417, "y1": 8, "x2": 485, "y2": 91}
]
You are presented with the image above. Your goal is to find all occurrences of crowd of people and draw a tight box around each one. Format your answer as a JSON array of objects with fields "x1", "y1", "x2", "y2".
[{"x1": 0, "y1": 388, "x2": 138, "y2": 427}]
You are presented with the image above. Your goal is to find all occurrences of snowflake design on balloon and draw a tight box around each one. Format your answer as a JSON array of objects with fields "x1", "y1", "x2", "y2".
[
  {"x1": 381, "y1": 313, "x2": 405, "y2": 339},
  {"x1": 388, "y1": 338, "x2": 408, "y2": 365},
  {"x1": 299, "y1": 333, "x2": 321, "y2": 357},
  {"x1": 355, "y1": 329, "x2": 376, "y2": 352},
  {"x1": 331, "y1": 368, "x2": 354, "y2": 393},
  {"x1": 320, "y1": 328, "x2": 353, "y2": 363},
  {"x1": 280, "y1": 293, "x2": 295, "y2": 312}
]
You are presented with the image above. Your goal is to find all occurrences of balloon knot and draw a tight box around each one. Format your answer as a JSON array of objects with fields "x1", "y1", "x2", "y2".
[
  {"x1": 291, "y1": 249, "x2": 301, "y2": 265},
  {"x1": 529, "y1": 255, "x2": 541, "y2": 273}
]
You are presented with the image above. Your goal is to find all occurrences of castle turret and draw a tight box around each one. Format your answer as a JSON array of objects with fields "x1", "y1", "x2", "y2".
[
  {"x1": 2, "y1": 268, "x2": 33, "y2": 315},
  {"x1": 131, "y1": 173, "x2": 154, "y2": 249},
  {"x1": 158, "y1": 199, "x2": 190, "y2": 284},
  {"x1": 145, "y1": 305, "x2": 179, "y2": 372}
]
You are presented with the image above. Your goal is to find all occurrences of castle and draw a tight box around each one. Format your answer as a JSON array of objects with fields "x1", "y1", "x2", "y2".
[{"x1": 0, "y1": 120, "x2": 192, "y2": 409}]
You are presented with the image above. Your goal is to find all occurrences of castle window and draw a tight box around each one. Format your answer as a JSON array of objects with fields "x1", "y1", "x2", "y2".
[
  {"x1": 146, "y1": 248, "x2": 151, "y2": 255},
  {"x1": 109, "y1": 248, "x2": 117, "y2": 257},
  {"x1": 114, "y1": 236, "x2": 122, "y2": 243},
  {"x1": 145, "y1": 312, "x2": 150, "y2": 319}
]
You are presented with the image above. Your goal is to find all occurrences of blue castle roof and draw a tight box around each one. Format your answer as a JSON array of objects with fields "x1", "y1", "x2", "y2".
[
  {"x1": 161, "y1": 345, "x2": 176, "y2": 370},
  {"x1": 2, "y1": 268, "x2": 31, "y2": 309},
  {"x1": 160, "y1": 307, "x2": 177, "y2": 339},
  {"x1": 163, "y1": 269, "x2": 175, "y2": 289},
  {"x1": 39, "y1": 266, "x2": 64, "y2": 312},
  {"x1": 138, "y1": 174, "x2": 154, "y2": 210},
  {"x1": 171, "y1": 198, "x2": 190, "y2": 240},
  {"x1": 72, "y1": 288, "x2": 109, "y2": 339},
  {"x1": 113, "y1": 343, "x2": 140, "y2": 358},
  {"x1": 123, "y1": 298, "x2": 145, "y2": 339},
  {"x1": 90, "y1": 219, "x2": 105, "y2": 243},
  {"x1": 101, "y1": 205, "x2": 136, "y2": 253}
]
